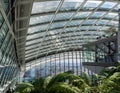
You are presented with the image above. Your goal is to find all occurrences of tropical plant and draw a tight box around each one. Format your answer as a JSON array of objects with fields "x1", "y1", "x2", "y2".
[
  {"x1": 47, "y1": 72, "x2": 81, "y2": 88},
  {"x1": 46, "y1": 71, "x2": 91, "y2": 93},
  {"x1": 80, "y1": 72, "x2": 92, "y2": 85},
  {"x1": 97, "y1": 64, "x2": 120, "y2": 93},
  {"x1": 15, "y1": 82, "x2": 34, "y2": 93},
  {"x1": 48, "y1": 82, "x2": 80, "y2": 93},
  {"x1": 15, "y1": 64, "x2": 120, "y2": 93},
  {"x1": 32, "y1": 77, "x2": 45, "y2": 93},
  {"x1": 43, "y1": 76, "x2": 52, "y2": 89}
]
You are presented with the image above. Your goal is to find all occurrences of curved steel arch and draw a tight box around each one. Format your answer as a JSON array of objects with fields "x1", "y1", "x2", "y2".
[{"x1": 22, "y1": 0, "x2": 120, "y2": 63}]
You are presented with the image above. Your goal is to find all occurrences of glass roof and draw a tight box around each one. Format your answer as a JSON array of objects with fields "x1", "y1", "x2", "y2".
[{"x1": 25, "y1": 0, "x2": 119, "y2": 62}]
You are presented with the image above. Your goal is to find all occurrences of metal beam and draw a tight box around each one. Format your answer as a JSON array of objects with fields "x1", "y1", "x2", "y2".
[
  {"x1": 17, "y1": 34, "x2": 97, "y2": 47},
  {"x1": 34, "y1": 0, "x2": 119, "y2": 3},
  {"x1": 25, "y1": 47, "x2": 83, "y2": 63},
  {"x1": 18, "y1": 24, "x2": 114, "y2": 40},
  {"x1": 83, "y1": 62, "x2": 116, "y2": 67},
  {"x1": 19, "y1": 29, "x2": 102, "y2": 40},
  {"x1": 31, "y1": 9, "x2": 118, "y2": 17},
  {"x1": 83, "y1": 36, "x2": 116, "y2": 47},
  {"x1": 29, "y1": 18, "x2": 118, "y2": 27}
]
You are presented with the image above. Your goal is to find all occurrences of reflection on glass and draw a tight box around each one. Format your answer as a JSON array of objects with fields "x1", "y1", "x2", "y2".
[
  {"x1": 100, "y1": 2, "x2": 117, "y2": 9},
  {"x1": 32, "y1": 1, "x2": 60, "y2": 14},
  {"x1": 84, "y1": 1, "x2": 102, "y2": 8},
  {"x1": 28, "y1": 24, "x2": 48, "y2": 34},
  {"x1": 30, "y1": 15, "x2": 53, "y2": 25}
]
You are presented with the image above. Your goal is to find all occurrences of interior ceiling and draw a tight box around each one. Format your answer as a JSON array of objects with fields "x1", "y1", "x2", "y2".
[{"x1": 15, "y1": 0, "x2": 120, "y2": 63}]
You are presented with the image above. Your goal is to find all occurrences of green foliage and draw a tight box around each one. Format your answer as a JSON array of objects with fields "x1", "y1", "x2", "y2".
[
  {"x1": 15, "y1": 82, "x2": 34, "y2": 93},
  {"x1": 91, "y1": 74, "x2": 99, "y2": 85},
  {"x1": 71, "y1": 79, "x2": 91, "y2": 93},
  {"x1": 48, "y1": 83, "x2": 80, "y2": 93},
  {"x1": 46, "y1": 72, "x2": 91, "y2": 93},
  {"x1": 16, "y1": 64, "x2": 120, "y2": 93},
  {"x1": 100, "y1": 65, "x2": 120, "y2": 78},
  {"x1": 98, "y1": 65, "x2": 120, "y2": 93},
  {"x1": 47, "y1": 72, "x2": 81, "y2": 89},
  {"x1": 43, "y1": 76, "x2": 52, "y2": 89},
  {"x1": 32, "y1": 77, "x2": 45, "y2": 93},
  {"x1": 80, "y1": 72, "x2": 92, "y2": 85}
]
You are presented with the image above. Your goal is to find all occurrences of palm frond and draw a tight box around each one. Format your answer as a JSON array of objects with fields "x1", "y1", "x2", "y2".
[
  {"x1": 71, "y1": 79, "x2": 91, "y2": 92},
  {"x1": 43, "y1": 76, "x2": 52, "y2": 89},
  {"x1": 80, "y1": 72, "x2": 92, "y2": 85},
  {"x1": 15, "y1": 82, "x2": 34, "y2": 93},
  {"x1": 48, "y1": 83, "x2": 80, "y2": 93},
  {"x1": 47, "y1": 72, "x2": 81, "y2": 88}
]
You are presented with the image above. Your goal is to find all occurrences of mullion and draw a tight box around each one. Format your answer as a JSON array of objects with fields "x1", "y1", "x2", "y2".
[
  {"x1": 59, "y1": 53, "x2": 61, "y2": 73},
  {"x1": 76, "y1": 51, "x2": 78, "y2": 75},
  {"x1": 79, "y1": 51, "x2": 82, "y2": 76},
  {"x1": 50, "y1": 55, "x2": 52, "y2": 76},
  {"x1": 68, "y1": 52, "x2": 70, "y2": 71},
  {"x1": 72, "y1": 51, "x2": 74, "y2": 73},
  {"x1": 45, "y1": 56, "x2": 47, "y2": 77},
  {"x1": 63, "y1": 52, "x2": 65, "y2": 72},
  {"x1": 55, "y1": 54, "x2": 56, "y2": 75}
]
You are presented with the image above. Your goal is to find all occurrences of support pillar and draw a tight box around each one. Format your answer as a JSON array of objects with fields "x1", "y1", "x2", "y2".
[{"x1": 117, "y1": 9, "x2": 120, "y2": 63}]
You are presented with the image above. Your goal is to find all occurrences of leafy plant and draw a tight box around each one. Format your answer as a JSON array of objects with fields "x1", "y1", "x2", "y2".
[
  {"x1": 32, "y1": 77, "x2": 45, "y2": 93},
  {"x1": 48, "y1": 83, "x2": 80, "y2": 93},
  {"x1": 80, "y1": 72, "x2": 92, "y2": 85},
  {"x1": 15, "y1": 64, "x2": 120, "y2": 93},
  {"x1": 15, "y1": 82, "x2": 34, "y2": 93}
]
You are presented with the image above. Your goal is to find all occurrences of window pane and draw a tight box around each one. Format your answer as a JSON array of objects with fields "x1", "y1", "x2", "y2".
[
  {"x1": 30, "y1": 15, "x2": 53, "y2": 25},
  {"x1": 100, "y1": 2, "x2": 117, "y2": 9},
  {"x1": 32, "y1": 1, "x2": 60, "y2": 14}
]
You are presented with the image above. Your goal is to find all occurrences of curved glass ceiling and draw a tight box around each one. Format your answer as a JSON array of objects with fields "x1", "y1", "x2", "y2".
[{"x1": 25, "y1": 0, "x2": 119, "y2": 62}]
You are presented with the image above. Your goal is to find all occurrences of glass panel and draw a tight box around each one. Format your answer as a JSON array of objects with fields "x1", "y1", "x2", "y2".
[
  {"x1": 100, "y1": 2, "x2": 117, "y2": 9},
  {"x1": 30, "y1": 15, "x2": 53, "y2": 25},
  {"x1": 68, "y1": 20, "x2": 82, "y2": 26},
  {"x1": 109, "y1": 21, "x2": 118, "y2": 25},
  {"x1": 90, "y1": 26, "x2": 101, "y2": 30},
  {"x1": 25, "y1": 44, "x2": 39, "y2": 50},
  {"x1": 32, "y1": 1, "x2": 60, "y2": 14},
  {"x1": 75, "y1": 12, "x2": 91, "y2": 18},
  {"x1": 61, "y1": 0, "x2": 84, "y2": 11},
  {"x1": 27, "y1": 32, "x2": 45, "y2": 40},
  {"x1": 114, "y1": 4, "x2": 120, "y2": 10},
  {"x1": 100, "y1": 26, "x2": 110, "y2": 31},
  {"x1": 25, "y1": 52, "x2": 37, "y2": 58},
  {"x1": 104, "y1": 13, "x2": 118, "y2": 19},
  {"x1": 83, "y1": 31, "x2": 104, "y2": 35},
  {"x1": 79, "y1": 26, "x2": 89, "y2": 30},
  {"x1": 54, "y1": 12, "x2": 74, "y2": 21},
  {"x1": 84, "y1": 1, "x2": 102, "y2": 8},
  {"x1": 83, "y1": 20, "x2": 96, "y2": 24},
  {"x1": 50, "y1": 21, "x2": 67, "y2": 29},
  {"x1": 28, "y1": 24, "x2": 48, "y2": 34},
  {"x1": 65, "y1": 27, "x2": 77, "y2": 32},
  {"x1": 96, "y1": 20, "x2": 109, "y2": 25},
  {"x1": 0, "y1": 12, "x2": 4, "y2": 27},
  {"x1": 2, "y1": 0, "x2": 9, "y2": 14},
  {"x1": 25, "y1": 49, "x2": 38, "y2": 54},
  {"x1": 91, "y1": 12, "x2": 105, "y2": 18},
  {"x1": 2, "y1": 23, "x2": 8, "y2": 33},
  {"x1": 26, "y1": 38, "x2": 42, "y2": 46}
]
